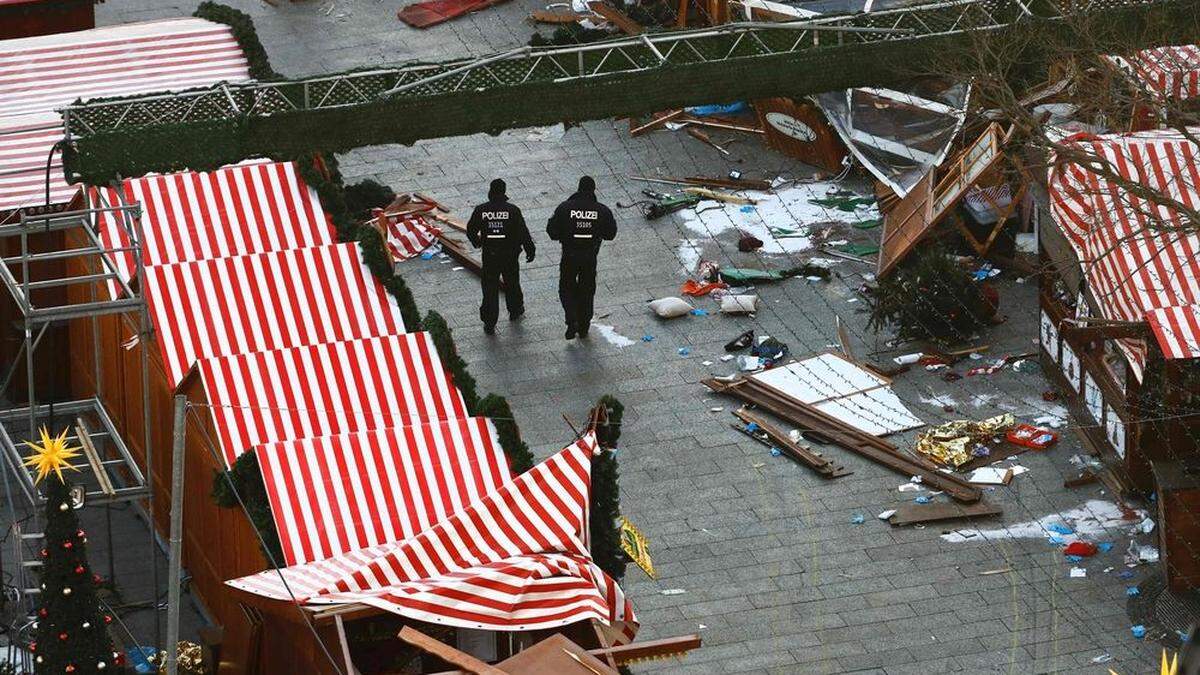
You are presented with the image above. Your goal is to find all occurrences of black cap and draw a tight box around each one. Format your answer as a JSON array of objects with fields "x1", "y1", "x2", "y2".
[
  {"x1": 578, "y1": 176, "x2": 596, "y2": 194},
  {"x1": 488, "y1": 178, "x2": 506, "y2": 200}
]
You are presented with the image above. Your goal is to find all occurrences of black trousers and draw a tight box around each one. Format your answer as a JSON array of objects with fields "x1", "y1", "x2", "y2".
[
  {"x1": 480, "y1": 252, "x2": 523, "y2": 327},
  {"x1": 558, "y1": 250, "x2": 598, "y2": 329}
]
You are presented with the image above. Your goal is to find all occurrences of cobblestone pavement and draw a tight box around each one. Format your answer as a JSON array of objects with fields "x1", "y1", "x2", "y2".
[{"x1": 92, "y1": 1, "x2": 1170, "y2": 672}]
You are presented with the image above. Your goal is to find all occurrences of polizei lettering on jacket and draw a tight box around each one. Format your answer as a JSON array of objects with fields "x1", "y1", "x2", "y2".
[
  {"x1": 481, "y1": 211, "x2": 510, "y2": 220},
  {"x1": 570, "y1": 210, "x2": 599, "y2": 219}
]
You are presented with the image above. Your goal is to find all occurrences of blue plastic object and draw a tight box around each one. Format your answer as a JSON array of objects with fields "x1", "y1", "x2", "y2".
[
  {"x1": 685, "y1": 101, "x2": 748, "y2": 116},
  {"x1": 914, "y1": 496, "x2": 931, "y2": 504},
  {"x1": 1126, "y1": 586, "x2": 1140, "y2": 597},
  {"x1": 851, "y1": 514, "x2": 865, "y2": 524},
  {"x1": 642, "y1": 335, "x2": 654, "y2": 342},
  {"x1": 1131, "y1": 625, "x2": 1146, "y2": 639}
]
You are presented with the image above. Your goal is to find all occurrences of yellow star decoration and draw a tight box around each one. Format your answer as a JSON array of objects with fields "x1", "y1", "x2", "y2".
[{"x1": 22, "y1": 426, "x2": 80, "y2": 485}]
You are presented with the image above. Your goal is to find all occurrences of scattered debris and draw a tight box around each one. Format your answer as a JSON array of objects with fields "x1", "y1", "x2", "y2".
[
  {"x1": 887, "y1": 500, "x2": 1003, "y2": 526},
  {"x1": 915, "y1": 414, "x2": 1015, "y2": 468}
]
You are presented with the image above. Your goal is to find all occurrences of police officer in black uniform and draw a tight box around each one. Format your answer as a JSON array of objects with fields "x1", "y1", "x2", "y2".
[
  {"x1": 467, "y1": 179, "x2": 535, "y2": 335},
  {"x1": 547, "y1": 176, "x2": 617, "y2": 340}
]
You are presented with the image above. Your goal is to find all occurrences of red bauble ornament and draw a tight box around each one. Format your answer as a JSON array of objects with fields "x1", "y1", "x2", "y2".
[
  {"x1": 38, "y1": 608, "x2": 47, "y2": 617},
  {"x1": 62, "y1": 541, "x2": 73, "y2": 550},
  {"x1": 74, "y1": 565, "x2": 84, "y2": 575},
  {"x1": 40, "y1": 548, "x2": 48, "y2": 558},
  {"x1": 29, "y1": 642, "x2": 36, "y2": 652},
  {"x1": 103, "y1": 614, "x2": 112, "y2": 625},
  {"x1": 93, "y1": 574, "x2": 102, "y2": 584},
  {"x1": 113, "y1": 653, "x2": 125, "y2": 666},
  {"x1": 75, "y1": 529, "x2": 86, "y2": 539},
  {"x1": 65, "y1": 665, "x2": 75, "y2": 673},
  {"x1": 58, "y1": 632, "x2": 67, "y2": 641}
]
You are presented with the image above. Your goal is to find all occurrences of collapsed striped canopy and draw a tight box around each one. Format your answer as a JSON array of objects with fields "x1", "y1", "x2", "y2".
[
  {"x1": 381, "y1": 213, "x2": 439, "y2": 261},
  {"x1": 256, "y1": 419, "x2": 511, "y2": 566},
  {"x1": 229, "y1": 433, "x2": 638, "y2": 643},
  {"x1": 0, "y1": 19, "x2": 250, "y2": 213},
  {"x1": 1106, "y1": 45, "x2": 1200, "y2": 101},
  {"x1": 93, "y1": 161, "x2": 334, "y2": 288},
  {"x1": 145, "y1": 242, "x2": 406, "y2": 387},
  {"x1": 198, "y1": 333, "x2": 466, "y2": 465},
  {"x1": 1048, "y1": 129, "x2": 1200, "y2": 378}
]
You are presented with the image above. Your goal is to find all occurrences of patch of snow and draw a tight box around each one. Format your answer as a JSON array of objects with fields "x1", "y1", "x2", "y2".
[
  {"x1": 942, "y1": 500, "x2": 1147, "y2": 543},
  {"x1": 677, "y1": 239, "x2": 702, "y2": 274},
  {"x1": 920, "y1": 393, "x2": 959, "y2": 409},
  {"x1": 677, "y1": 182, "x2": 878, "y2": 255},
  {"x1": 592, "y1": 323, "x2": 635, "y2": 348}
]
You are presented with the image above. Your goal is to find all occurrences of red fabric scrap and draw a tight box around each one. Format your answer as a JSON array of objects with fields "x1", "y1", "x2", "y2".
[
  {"x1": 681, "y1": 279, "x2": 728, "y2": 297},
  {"x1": 1063, "y1": 541, "x2": 1098, "y2": 557},
  {"x1": 399, "y1": 0, "x2": 509, "y2": 28}
]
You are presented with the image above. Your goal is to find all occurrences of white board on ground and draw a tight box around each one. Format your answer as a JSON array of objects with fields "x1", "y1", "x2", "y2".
[{"x1": 751, "y1": 352, "x2": 924, "y2": 436}]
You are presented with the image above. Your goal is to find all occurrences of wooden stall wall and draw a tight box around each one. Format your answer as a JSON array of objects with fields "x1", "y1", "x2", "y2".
[{"x1": 63, "y1": 242, "x2": 268, "y2": 673}]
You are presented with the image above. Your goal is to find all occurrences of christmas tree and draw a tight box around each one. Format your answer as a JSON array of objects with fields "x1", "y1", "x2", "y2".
[{"x1": 24, "y1": 427, "x2": 122, "y2": 674}]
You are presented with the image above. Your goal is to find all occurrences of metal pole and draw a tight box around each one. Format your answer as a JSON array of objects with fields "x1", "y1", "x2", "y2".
[{"x1": 164, "y1": 395, "x2": 186, "y2": 675}]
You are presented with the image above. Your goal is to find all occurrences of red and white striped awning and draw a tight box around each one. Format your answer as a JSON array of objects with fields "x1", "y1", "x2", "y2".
[
  {"x1": 228, "y1": 433, "x2": 638, "y2": 643},
  {"x1": 1048, "y1": 128, "x2": 1200, "y2": 379},
  {"x1": 1105, "y1": 45, "x2": 1200, "y2": 101},
  {"x1": 198, "y1": 332, "x2": 467, "y2": 465},
  {"x1": 256, "y1": 418, "x2": 511, "y2": 567},
  {"x1": 145, "y1": 242, "x2": 407, "y2": 388},
  {"x1": 380, "y1": 212, "x2": 439, "y2": 261},
  {"x1": 0, "y1": 19, "x2": 251, "y2": 213},
  {"x1": 92, "y1": 161, "x2": 333, "y2": 288}
]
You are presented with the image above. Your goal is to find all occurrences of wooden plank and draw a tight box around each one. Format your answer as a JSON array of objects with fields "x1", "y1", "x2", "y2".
[
  {"x1": 398, "y1": 626, "x2": 508, "y2": 675},
  {"x1": 887, "y1": 500, "x2": 1002, "y2": 526},
  {"x1": 683, "y1": 187, "x2": 753, "y2": 204},
  {"x1": 733, "y1": 407, "x2": 851, "y2": 478},
  {"x1": 703, "y1": 377, "x2": 982, "y2": 502},
  {"x1": 530, "y1": 8, "x2": 588, "y2": 22},
  {"x1": 588, "y1": 0, "x2": 643, "y2": 34},
  {"x1": 437, "y1": 233, "x2": 484, "y2": 276},
  {"x1": 74, "y1": 417, "x2": 115, "y2": 497},
  {"x1": 629, "y1": 110, "x2": 683, "y2": 137}
]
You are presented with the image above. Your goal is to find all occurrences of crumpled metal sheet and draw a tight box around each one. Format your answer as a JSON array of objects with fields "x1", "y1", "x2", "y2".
[{"x1": 915, "y1": 414, "x2": 1015, "y2": 467}]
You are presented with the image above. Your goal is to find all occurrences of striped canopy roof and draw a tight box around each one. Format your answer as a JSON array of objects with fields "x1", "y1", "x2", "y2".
[
  {"x1": 93, "y1": 161, "x2": 334, "y2": 288},
  {"x1": 1048, "y1": 128, "x2": 1200, "y2": 379},
  {"x1": 1105, "y1": 45, "x2": 1200, "y2": 102},
  {"x1": 229, "y1": 433, "x2": 638, "y2": 644},
  {"x1": 197, "y1": 333, "x2": 465, "y2": 465},
  {"x1": 0, "y1": 19, "x2": 250, "y2": 214},
  {"x1": 145, "y1": 242, "x2": 406, "y2": 388},
  {"x1": 255, "y1": 419, "x2": 511, "y2": 567}
]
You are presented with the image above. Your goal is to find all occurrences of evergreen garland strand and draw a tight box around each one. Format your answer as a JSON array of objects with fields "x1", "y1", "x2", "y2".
[{"x1": 590, "y1": 395, "x2": 627, "y2": 582}]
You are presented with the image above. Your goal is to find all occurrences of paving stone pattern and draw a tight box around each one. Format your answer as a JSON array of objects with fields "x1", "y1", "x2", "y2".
[{"x1": 88, "y1": 1, "x2": 1168, "y2": 672}]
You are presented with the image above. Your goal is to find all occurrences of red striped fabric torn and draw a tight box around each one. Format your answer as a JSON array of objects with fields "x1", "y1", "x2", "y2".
[
  {"x1": 0, "y1": 19, "x2": 250, "y2": 213},
  {"x1": 382, "y1": 213, "x2": 439, "y2": 261},
  {"x1": 198, "y1": 333, "x2": 466, "y2": 465},
  {"x1": 227, "y1": 433, "x2": 638, "y2": 643},
  {"x1": 1048, "y1": 129, "x2": 1200, "y2": 379},
  {"x1": 255, "y1": 418, "x2": 512, "y2": 567},
  {"x1": 92, "y1": 161, "x2": 333, "y2": 291},
  {"x1": 144, "y1": 242, "x2": 406, "y2": 387}
]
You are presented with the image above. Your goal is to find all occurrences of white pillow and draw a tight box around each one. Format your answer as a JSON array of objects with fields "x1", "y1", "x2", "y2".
[
  {"x1": 720, "y1": 294, "x2": 759, "y2": 314},
  {"x1": 648, "y1": 296, "x2": 694, "y2": 318}
]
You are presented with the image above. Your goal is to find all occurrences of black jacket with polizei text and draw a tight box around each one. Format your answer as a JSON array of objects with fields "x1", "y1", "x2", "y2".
[
  {"x1": 466, "y1": 199, "x2": 535, "y2": 258},
  {"x1": 546, "y1": 191, "x2": 617, "y2": 255}
]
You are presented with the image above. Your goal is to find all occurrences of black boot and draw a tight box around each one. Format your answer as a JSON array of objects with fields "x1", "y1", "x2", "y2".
[
  {"x1": 577, "y1": 322, "x2": 589, "y2": 338},
  {"x1": 484, "y1": 324, "x2": 496, "y2": 336},
  {"x1": 565, "y1": 326, "x2": 576, "y2": 340}
]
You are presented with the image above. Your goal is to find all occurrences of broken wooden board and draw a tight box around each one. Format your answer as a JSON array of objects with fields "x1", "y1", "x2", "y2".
[
  {"x1": 530, "y1": 8, "x2": 590, "y2": 23},
  {"x1": 587, "y1": 1, "x2": 643, "y2": 34},
  {"x1": 629, "y1": 110, "x2": 684, "y2": 137},
  {"x1": 703, "y1": 376, "x2": 981, "y2": 502},
  {"x1": 733, "y1": 407, "x2": 851, "y2": 478},
  {"x1": 887, "y1": 500, "x2": 1002, "y2": 526},
  {"x1": 684, "y1": 187, "x2": 754, "y2": 204}
]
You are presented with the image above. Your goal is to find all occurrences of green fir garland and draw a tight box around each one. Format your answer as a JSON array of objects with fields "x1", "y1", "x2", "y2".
[{"x1": 589, "y1": 395, "x2": 627, "y2": 582}]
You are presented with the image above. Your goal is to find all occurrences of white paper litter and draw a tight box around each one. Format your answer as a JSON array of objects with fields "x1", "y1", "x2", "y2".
[
  {"x1": 660, "y1": 588, "x2": 687, "y2": 595},
  {"x1": 877, "y1": 509, "x2": 897, "y2": 520},
  {"x1": 1069, "y1": 567, "x2": 1087, "y2": 578}
]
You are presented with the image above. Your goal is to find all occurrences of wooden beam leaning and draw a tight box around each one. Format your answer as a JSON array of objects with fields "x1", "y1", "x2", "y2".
[
  {"x1": 732, "y1": 407, "x2": 851, "y2": 478},
  {"x1": 702, "y1": 376, "x2": 982, "y2": 502},
  {"x1": 74, "y1": 417, "x2": 115, "y2": 497}
]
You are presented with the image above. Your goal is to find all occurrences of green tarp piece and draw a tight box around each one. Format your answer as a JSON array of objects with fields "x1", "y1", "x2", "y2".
[
  {"x1": 808, "y1": 191, "x2": 876, "y2": 212},
  {"x1": 852, "y1": 218, "x2": 882, "y2": 230},
  {"x1": 834, "y1": 243, "x2": 880, "y2": 256},
  {"x1": 719, "y1": 268, "x2": 787, "y2": 283}
]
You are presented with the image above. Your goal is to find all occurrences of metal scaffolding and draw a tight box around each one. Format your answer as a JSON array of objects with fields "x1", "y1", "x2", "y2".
[
  {"x1": 56, "y1": 0, "x2": 1120, "y2": 138},
  {"x1": 0, "y1": 196, "x2": 159, "y2": 667}
]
